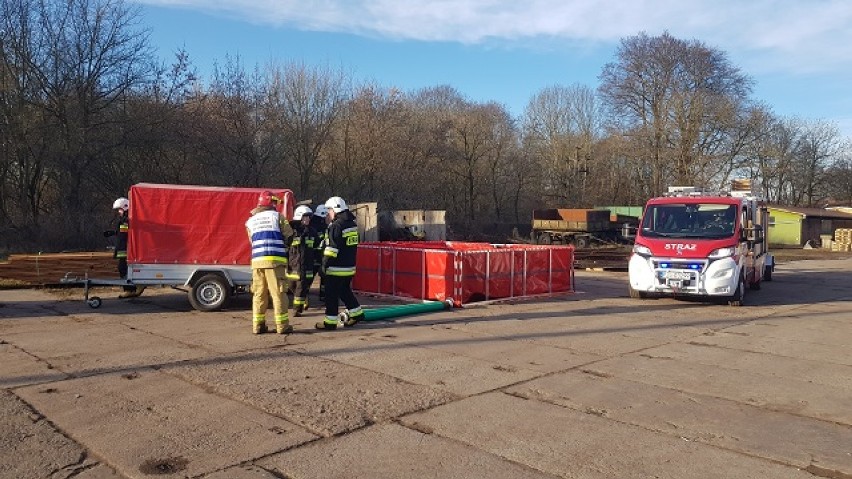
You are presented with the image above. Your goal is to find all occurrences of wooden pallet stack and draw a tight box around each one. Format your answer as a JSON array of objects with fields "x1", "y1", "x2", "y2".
[
  {"x1": 832, "y1": 228, "x2": 852, "y2": 252},
  {"x1": 0, "y1": 252, "x2": 116, "y2": 285}
]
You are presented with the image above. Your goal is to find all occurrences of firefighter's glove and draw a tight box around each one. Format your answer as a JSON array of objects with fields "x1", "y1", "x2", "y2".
[{"x1": 103, "y1": 230, "x2": 116, "y2": 237}]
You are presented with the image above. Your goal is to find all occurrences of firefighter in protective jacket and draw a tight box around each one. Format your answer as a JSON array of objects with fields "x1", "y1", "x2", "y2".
[
  {"x1": 286, "y1": 205, "x2": 319, "y2": 316},
  {"x1": 311, "y1": 204, "x2": 330, "y2": 302},
  {"x1": 246, "y1": 191, "x2": 293, "y2": 334},
  {"x1": 103, "y1": 197, "x2": 144, "y2": 298},
  {"x1": 316, "y1": 196, "x2": 364, "y2": 330}
]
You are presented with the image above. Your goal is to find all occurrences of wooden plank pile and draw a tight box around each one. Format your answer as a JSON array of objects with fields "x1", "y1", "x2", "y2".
[
  {"x1": 833, "y1": 228, "x2": 852, "y2": 252},
  {"x1": 0, "y1": 252, "x2": 116, "y2": 285}
]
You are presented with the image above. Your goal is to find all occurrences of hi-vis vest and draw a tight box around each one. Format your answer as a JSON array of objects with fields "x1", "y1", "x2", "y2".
[{"x1": 246, "y1": 210, "x2": 287, "y2": 266}]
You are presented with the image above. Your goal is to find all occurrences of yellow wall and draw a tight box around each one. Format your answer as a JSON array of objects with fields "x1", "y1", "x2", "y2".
[{"x1": 767, "y1": 208, "x2": 803, "y2": 246}]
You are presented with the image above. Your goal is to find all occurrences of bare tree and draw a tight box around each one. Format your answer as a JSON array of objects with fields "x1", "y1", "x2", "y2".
[
  {"x1": 184, "y1": 54, "x2": 277, "y2": 187},
  {"x1": 265, "y1": 61, "x2": 348, "y2": 198},
  {"x1": 322, "y1": 84, "x2": 434, "y2": 207},
  {"x1": 791, "y1": 120, "x2": 841, "y2": 207},
  {"x1": 599, "y1": 32, "x2": 753, "y2": 194},
  {"x1": 442, "y1": 102, "x2": 512, "y2": 223},
  {"x1": 0, "y1": 0, "x2": 151, "y2": 249},
  {"x1": 825, "y1": 144, "x2": 852, "y2": 204},
  {"x1": 522, "y1": 84, "x2": 599, "y2": 206}
]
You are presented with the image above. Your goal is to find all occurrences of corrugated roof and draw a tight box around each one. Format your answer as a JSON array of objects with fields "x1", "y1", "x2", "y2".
[{"x1": 767, "y1": 205, "x2": 852, "y2": 219}]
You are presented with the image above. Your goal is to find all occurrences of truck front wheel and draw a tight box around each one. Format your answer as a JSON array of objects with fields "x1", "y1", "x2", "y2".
[
  {"x1": 628, "y1": 284, "x2": 647, "y2": 299},
  {"x1": 727, "y1": 274, "x2": 745, "y2": 307},
  {"x1": 189, "y1": 274, "x2": 230, "y2": 311}
]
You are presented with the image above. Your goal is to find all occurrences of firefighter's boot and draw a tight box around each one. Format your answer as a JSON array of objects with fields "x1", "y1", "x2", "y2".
[
  {"x1": 315, "y1": 316, "x2": 338, "y2": 330},
  {"x1": 275, "y1": 315, "x2": 293, "y2": 334},
  {"x1": 252, "y1": 316, "x2": 268, "y2": 335},
  {"x1": 343, "y1": 307, "x2": 364, "y2": 327},
  {"x1": 119, "y1": 286, "x2": 146, "y2": 299}
]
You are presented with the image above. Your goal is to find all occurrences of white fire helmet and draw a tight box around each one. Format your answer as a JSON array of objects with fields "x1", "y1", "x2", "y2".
[
  {"x1": 293, "y1": 205, "x2": 313, "y2": 221},
  {"x1": 324, "y1": 196, "x2": 348, "y2": 213},
  {"x1": 112, "y1": 197, "x2": 129, "y2": 211},
  {"x1": 313, "y1": 204, "x2": 329, "y2": 218}
]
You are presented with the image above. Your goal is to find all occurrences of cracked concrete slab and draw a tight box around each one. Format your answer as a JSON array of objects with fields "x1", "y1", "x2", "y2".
[
  {"x1": 1, "y1": 320, "x2": 206, "y2": 376},
  {"x1": 690, "y1": 328, "x2": 852, "y2": 366},
  {"x1": 507, "y1": 370, "x2": 852, "y2": 474},
  {"x1": 293, "y1": 333, "x2": 541, "y2": 396},
  {"x1": 583, "y1": 354, "x2": 852, "y2": 425},
  {"x1": 16, "y1": 369, "x2": 316, "y2": 478},
  {"x1": 0, "y1": 389, "x2": 115, "y2": 479},
  {"x1": 401, "y1": 392, "x2": 814, "y2": 479},
  {"x1": 369, "y1": 324, "x2": 603, "y2": 374},
  {"x1": 164, "y1": 348, "x2": 455, "y2": 437},
  {"x1": 258, "y1": 423, "x2": 556, "y2": 479},
  {"x1": 637, "y1": 342, "x2": 852, "y2": 390},
  {"x1": 0, "y1": 341, "x2": 68, "y2": 388}
]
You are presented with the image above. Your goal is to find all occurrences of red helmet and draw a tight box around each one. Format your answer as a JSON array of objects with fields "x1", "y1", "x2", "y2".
[{"x1": 257, "y1": 191, "x2": 278, "y2": 207}]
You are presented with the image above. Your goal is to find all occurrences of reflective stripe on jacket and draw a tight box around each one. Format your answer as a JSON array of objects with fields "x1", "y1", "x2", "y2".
[
  {"x1": 114, "y1": 214, "x2": 129, "y2": 259},
  {"x1": 246, "y1": 209, "x2": 287, "y2": 268},
  {"x1": 286, "y1": 223, "x2": 318, "y2": 280},
  {"x1": 323, "y1": 210, "x2": 358, "y2": 277}
]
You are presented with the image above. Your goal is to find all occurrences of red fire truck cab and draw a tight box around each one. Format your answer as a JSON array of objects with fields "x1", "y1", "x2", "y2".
[{"x1": 628, "y1": 184, "x2": 773, "y2": 306}]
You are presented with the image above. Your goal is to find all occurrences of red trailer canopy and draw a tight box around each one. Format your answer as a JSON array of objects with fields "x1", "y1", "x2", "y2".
[{"x1": 128, "y1": 183, "x2": 295, "y2": 265}]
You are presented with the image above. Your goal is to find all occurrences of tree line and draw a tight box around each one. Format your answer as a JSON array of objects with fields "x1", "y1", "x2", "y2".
[{"x1": 2, "y1": 0, "x2": 850, "y2": 253}]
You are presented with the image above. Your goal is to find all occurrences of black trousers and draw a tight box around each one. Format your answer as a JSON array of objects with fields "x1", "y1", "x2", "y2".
[
  {"x1": 290, "y1": 273, "x2": 312, "y2": 308},
  {"x1": 117, "y1": 258, "x2": 135, "y2": 292},
  {"x1": 324, "y1": 275, "x2": 360, "y2": 317}
]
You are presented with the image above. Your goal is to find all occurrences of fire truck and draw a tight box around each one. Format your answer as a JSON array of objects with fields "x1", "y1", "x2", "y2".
[{"x1": 627, "y1": 183, "x2": 773, "y2": 306}]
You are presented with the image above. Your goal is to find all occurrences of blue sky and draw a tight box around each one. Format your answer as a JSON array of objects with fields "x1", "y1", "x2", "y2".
[{"x1": 132, "y1": 0, "x2": 852, "y2": 140}]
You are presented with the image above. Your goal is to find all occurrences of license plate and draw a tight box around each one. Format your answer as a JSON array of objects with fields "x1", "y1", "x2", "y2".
[
  {"x1": 663, "y1": 270, "x2": 692, "y2": 281},
  {"x1": 668, "y1": 280, "x2": 683, "y2": 288}
]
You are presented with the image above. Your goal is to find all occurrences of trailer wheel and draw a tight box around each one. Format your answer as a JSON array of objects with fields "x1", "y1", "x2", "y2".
[
  {"x1": 763, "y1": 265, "x2": 773, "y2": 281},
  {"x1": 538, "y1": 233, "x2": 552, "y2": 245},
  {"x1": 189, "y1": 274, "x2": 230, "y2": 311},
  {"x1": 87, "y1": 296, "x2": 102, "y2": 309},
  {"x1": 574, "y1": 236, "x2": 590, "y2": 249},
  {"x1": 728, "y1": 274, "x2": 745, "y2": 307}
]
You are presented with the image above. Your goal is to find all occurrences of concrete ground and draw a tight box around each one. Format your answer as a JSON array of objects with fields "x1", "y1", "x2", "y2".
[{"x1": 1, "y1": 258, "x2": 851, "y2": 479}]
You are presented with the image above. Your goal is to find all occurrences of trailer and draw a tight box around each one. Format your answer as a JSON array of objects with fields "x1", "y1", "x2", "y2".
[
  {"x1": 63, "y1": 183, "x2": 295, "y2": 311},
  {"x1": 531, "y1": 208, "x2": 636, "y2": 248}
]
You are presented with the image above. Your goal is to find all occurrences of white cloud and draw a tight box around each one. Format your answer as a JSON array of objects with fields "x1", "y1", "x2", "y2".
[{"x1": 133, "y1": 0, "x2": 852, "y2": 74}]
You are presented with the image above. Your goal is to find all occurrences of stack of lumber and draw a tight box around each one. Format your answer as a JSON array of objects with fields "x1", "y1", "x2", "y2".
[
  {"x1": 0, "y1": 252, "x2": 116, "y2": 285},
  {"x1": 833, "y1": 228, "x2": 852, "y2": 252}
]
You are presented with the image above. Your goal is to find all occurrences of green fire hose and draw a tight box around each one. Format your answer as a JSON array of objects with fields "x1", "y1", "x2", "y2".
[{"x1": 340, "y1": 299, "x2": 454, "y2": 323}]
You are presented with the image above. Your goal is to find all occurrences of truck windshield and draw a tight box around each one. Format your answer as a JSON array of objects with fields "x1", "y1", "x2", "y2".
[{"x1": 640, "y1": 203, "x2": 737, "y2": 239}]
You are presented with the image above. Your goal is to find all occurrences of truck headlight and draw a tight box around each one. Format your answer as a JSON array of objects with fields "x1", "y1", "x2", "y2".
[
  {"x1": 708, "y1": 247, "x2": 735, "y2": 259},
  {"x1": 632, "y1": 244, "x2": 652, "y2": 257}
]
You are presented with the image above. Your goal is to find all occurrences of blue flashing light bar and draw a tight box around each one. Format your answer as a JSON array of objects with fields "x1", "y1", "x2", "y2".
[{"x1": 659, "y1": 262, "x2": 703, "y2": 270}]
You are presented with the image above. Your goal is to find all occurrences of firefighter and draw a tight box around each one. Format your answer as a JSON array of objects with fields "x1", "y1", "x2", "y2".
[
  {"x1": 103, "y1": 197, "x2": 144, "y2": 298},
  {"x1": 246, "y1": 191, "x2": 293, "y2": 334},
  {"x1": 311, "y1": 204, "x2": 330, "y2": 303},
  {"x1": 316, "y1": 196, "x2": 364, "y2": 330},
  {"x1": 286, "y1": 205, "x2": 319, "y2": 316}
]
